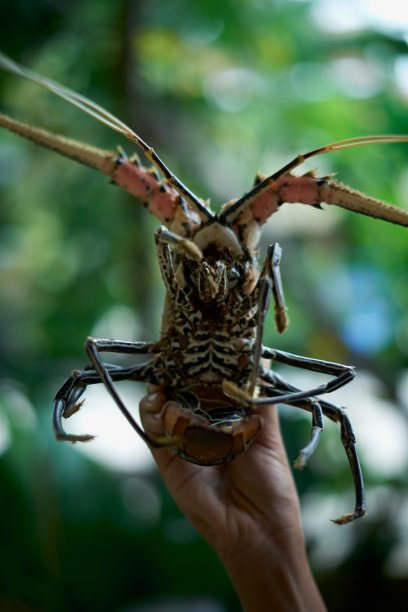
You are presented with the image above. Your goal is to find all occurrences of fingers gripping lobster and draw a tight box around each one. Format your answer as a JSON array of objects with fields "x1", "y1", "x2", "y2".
[{"x1": 1, "y1": 52, "x2": 408, "y2": 523}]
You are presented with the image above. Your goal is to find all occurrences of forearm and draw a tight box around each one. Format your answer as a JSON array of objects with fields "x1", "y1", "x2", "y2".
[{"x1": 220, "y1": 527, "x2": 327, "y2": 612}]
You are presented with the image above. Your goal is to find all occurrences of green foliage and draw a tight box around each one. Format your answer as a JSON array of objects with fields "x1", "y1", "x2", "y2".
[{"x1": 0, "y1": 0, "x2": 408, "y2": 609}]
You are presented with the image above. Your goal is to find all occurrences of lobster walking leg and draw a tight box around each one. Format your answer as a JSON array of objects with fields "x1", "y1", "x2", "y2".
[
  {"x1": 155, "y1": 225, "x2": 202, "y2": 263},
  {"x1": 258, "y1": 243, "x2": 287, "y2": 333},
  {"x1": 244, "y1": 242, "x2": 287, "y2": 395},
  {"x1": 54, "y1": 337, "x2": 177, "y2": 446},
  {"x1": 262, "y1": 346, "x2": 356, "y2": 376},
  {"x1": 83, "y1": 338, "x2": 184, "y2": 448},
  {"x1": 246, "y1": 243, "x2": 353, "y2": 402},
  {"x1": 260, "y1": 367, "x2": 330, "y2": 464},
  {"x1": 250, "y1": 370, "x2": 354, "y2": 405},
  {"x1": 252, "y1": 351, "x2": 355, "y2": 464},
  {"x1": 225, "y1": 243, "x2": 355, "y2": 405},
  {"x1": 294, "y1": 398, "x2": 324, "y2": 467},
  {"x1": 53, "y1": 361, "x2": 155, "y2": 442},
  {"x1": 260, "y1": 370, "x2": 366, "y2": 524},
  {"x1": 81, "y1": 339, "x2": 161, "y2": 354}
]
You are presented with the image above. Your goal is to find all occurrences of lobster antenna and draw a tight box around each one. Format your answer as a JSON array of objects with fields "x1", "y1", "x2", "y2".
[
  {"x1": 220, "y1": 135, "x2": 408, "y2": 226},
  {"x1": 0, "y1": 111, "x2": 122, "y2": 173},
  {"x1": 0, "y1": 51, "x2": 214, "y2": 222}
]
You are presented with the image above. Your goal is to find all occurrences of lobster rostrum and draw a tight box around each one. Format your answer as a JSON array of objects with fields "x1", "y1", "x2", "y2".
[{"x1": 1, "y1": 53, "x2": 408, "y2": 524}]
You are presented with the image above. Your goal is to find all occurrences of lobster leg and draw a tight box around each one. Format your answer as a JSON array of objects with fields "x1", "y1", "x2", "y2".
[
  {"x1": 155, "y1": 225, "x2": 202, "y2": 263},
  {"x1": 258, "y1": 243, "x2": 287, "y2": 333},
  {"x1": 260, "y1": 368, "x2": 329, "y2": 463},
  {"x1": 153, "y1": 226, "x2": 203, "y2": 325},
  {"x1": 260, "y1": 370, "x2": 366, "y2": 524},
  {"x1": 82, "y1": 338, "x2": 186, "y2": 449},
  {"x1": 250, "y1": 370, "x2": 354, "y2": 405},
  {"x1": 80, "y1": 338, "x2": 161, "y2": 354},
  {"x1": 53, "y1": 362, "x2": 155, "y2": 442},
  {"x1": 251, "y1": 348, "x2": 356, "y2": 423},
  {"x1": 261, "y1": 345, "x2": 356, "y2": 381},
  {"x1": 228, "y1": 242, "x2": 329, "y2": 401},
  {"x1": 294, "y1": 398, "x2": 324, "y2": 468},
  {"x1": 54, "y1": 337, "x2": 178, "y2": 447},
  {"x1": 249, "y1": 343, "x2": 355, "y2": 406},
  {"x1": 247, "y1": 242, "x2": 287, "y2": 395}
]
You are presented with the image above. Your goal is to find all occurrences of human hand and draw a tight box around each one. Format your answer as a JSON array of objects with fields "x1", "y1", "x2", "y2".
[
  {"x1": 140, "y1": 385, "x2": 326, "y2": 611},
  {"x1": 140, "y1": 385, "x2": 300, "y2": 557},
  {"x1": 140, "y1": 386, "x2": 326, "y2": 611}
]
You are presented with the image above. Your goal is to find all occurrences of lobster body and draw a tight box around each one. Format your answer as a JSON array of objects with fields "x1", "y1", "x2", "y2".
[
  {"x1": 2, "y1": 51, "x2": 408, "y2": 521},
  {"x1": 157, "y1": 222, "x2": 259, "y2": 385},
  {"x1": 136, "y1": 219, "x2": 266, "y2": 462}
]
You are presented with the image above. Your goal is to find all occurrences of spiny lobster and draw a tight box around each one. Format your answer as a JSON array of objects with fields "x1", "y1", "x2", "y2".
[{"x1": 1, "y1": 52, "x2": 408, "y2": 524}]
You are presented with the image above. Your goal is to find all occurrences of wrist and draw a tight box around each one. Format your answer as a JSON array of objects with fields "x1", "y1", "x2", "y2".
[
  {"x1": 219, "y1": 523, "x2": 326, "y2": 612},
  {"x1": 218, "y1": 518, "x2": 305, "y2": 572}
]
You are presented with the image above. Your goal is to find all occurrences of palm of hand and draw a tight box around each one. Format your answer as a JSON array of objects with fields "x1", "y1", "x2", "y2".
[{"x1": 140, "y1": 386, "x2": 301, "y2": 560}]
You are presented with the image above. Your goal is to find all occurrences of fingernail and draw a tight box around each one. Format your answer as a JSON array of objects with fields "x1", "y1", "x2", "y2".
[{"x1": 142, "y1": 392, "x2": 160, "y2": 408}]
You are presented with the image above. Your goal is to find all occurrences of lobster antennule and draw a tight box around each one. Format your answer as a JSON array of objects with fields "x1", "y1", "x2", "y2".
[
  {"x1": 219, "y1": 135, "x2": 408, "y2": 228},
  {"x1": 0, "y1": 51, "x2": 215, "y2": 224}
]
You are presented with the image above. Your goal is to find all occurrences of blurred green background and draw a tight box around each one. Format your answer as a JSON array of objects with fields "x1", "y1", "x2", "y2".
[{"x1": 0, "y1": 0, "x2": 408, "y2": 610}]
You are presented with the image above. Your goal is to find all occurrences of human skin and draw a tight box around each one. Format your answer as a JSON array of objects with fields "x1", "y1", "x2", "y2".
[{"x1": 140, "y1": 385, "x2": 327, "y2": 612}]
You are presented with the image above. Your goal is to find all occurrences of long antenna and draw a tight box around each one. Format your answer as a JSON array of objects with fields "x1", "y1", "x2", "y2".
[
  {"x1": 0, "y1": 51, "x2": 215, "y2": 222},
  {"x1": 220, "y1": 135, "x2": 408, "y2": 226}
]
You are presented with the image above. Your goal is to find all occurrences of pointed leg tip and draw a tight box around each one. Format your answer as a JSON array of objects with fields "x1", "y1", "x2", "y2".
[
  {"x1": 293, "y1": 453, "x2": 307, "y2": 470},
  {"x1": 222, "y1": 380, "x2": 250, "y2": 403},
  {"x1": 275, "y1": 313, "x2": 289, "y2": 334},
  {"x1": 331, "y1": 510, "x2": 367, "y2": 525},
  {"x1": 149, "y1": 434, "x2": 183, "y2": 449},
  {"x1": 56, "y1": 433, "x2": 95, "y2": 444},
  {"x1": 63, "y1": 399, "x2": 85, "y2": 419}
]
